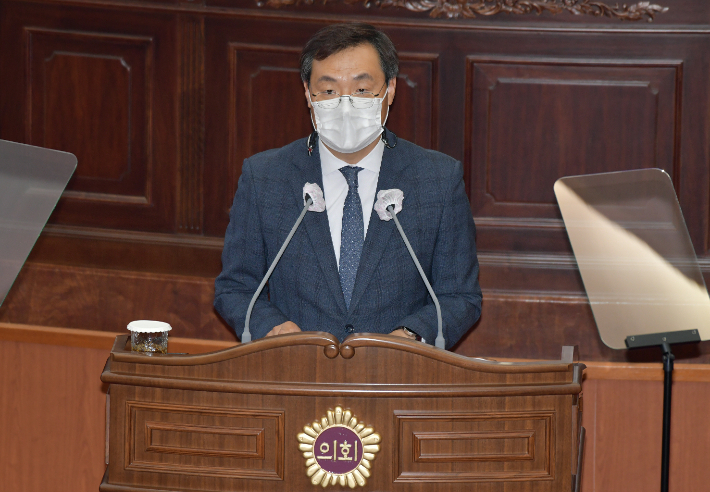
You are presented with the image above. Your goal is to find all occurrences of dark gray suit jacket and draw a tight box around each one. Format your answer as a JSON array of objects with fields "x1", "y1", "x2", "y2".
[{"x1": 214, "y1": 136, "x2": 481, "y2": 348}]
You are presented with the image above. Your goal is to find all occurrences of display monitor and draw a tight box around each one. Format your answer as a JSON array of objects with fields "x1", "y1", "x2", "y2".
[
  {"x1": 0, "y1": 140, "x2": 76, "y2": 306},
  {"x1": 555, "y1": 168, "x2": 710, "y2": 349}
]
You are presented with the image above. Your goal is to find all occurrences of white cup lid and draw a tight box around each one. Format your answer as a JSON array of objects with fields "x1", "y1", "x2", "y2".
[{"x1": 127, "y1": 320, "x2": 172, "y2": 333}]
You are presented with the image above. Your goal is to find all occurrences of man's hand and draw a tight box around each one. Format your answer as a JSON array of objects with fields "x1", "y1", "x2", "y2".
[
  {"x1": 266, "y1": 321, "x2": 302, "y2": 337},
  {"x1": 390, "y1": 328, "x2": 415, "y2": 339}
]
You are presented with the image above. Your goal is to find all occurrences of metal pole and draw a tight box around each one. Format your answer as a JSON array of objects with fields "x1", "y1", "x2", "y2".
[{"x1": 660, "y1": 342, "x2": 674, "y2": 492}]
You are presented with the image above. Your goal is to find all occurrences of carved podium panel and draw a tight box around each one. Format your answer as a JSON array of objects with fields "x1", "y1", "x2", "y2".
[{"x1": 100, "y1": 333, "x2": 584, "y2": 492}]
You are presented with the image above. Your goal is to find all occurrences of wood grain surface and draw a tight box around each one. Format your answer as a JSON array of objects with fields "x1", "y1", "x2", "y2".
[
  {"x1": 0, "y1": 323, "x2": 710, "y2": 492},
  {"x1": 1, "y1": 324, "x2": 709, "y2": 491},
  {"x1": 101, "y1": 332, "x2": 581, "y2": 491},
  {"x1": 0, "y1": 336, "x2": 109, "y2": 492},
  {"x1": 0, "y1": 263, "x2": 236, "y2": 342}
]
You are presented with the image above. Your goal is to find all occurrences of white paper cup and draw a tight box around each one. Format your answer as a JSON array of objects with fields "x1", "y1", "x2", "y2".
[{"x1": 127, "y1": 320, "x2": 172, "y2": 354}]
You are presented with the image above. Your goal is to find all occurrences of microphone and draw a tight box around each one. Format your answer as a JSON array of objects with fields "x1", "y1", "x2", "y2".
[
  {"x1": 242, "y1": 183, "x2": 325, "y2": 342},
  {"x1": 374, "y1": 189, "x2": 445, "y2": 349}
]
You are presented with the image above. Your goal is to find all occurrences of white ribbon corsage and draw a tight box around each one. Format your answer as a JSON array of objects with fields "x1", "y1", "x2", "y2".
[
  {"x1": 303, "y1": 183, "x2": 326, "y2": 212},
  {"x1": 374, "y1": 188, "x2": 404, "y2": 221}
]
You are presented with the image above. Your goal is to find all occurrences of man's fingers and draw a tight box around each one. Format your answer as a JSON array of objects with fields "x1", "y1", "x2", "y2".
[
  {"x1": 266, "y1": 321, "x2": 301, "y2": 338},
  {"x1": 280, "y1": 321, "x2": 302, "y2": 334}
]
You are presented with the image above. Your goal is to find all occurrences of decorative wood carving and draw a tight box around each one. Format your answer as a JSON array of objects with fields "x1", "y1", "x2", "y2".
[
  {"x1": 394, "y1": 411, "x2": 554, "y2": 482},
  {"x1": 258, "y1": 0, "x2": 668, "y2": 21},
  {"x1": 144, "y1": 422, "x2": 265, "y2": 458},
  {"x1": 413, "y1": 430, "x2": 536, "y2": 462},
  {"x1": 125, "y1": 400, "x2": 284, "y2": 479}
]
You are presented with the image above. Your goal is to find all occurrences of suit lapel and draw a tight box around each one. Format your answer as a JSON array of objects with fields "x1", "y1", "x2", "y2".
[
  {"x1": 348, "y1": 143, "x2": 409, "y2": 313},
  {"x1": 289, "y1": 141, "x2": 347, "y2": 313}
]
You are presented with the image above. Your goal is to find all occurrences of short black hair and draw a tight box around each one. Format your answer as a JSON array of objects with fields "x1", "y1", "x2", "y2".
[{"x1": 300, "y1": 23, "x2": 399, "y2": 85}]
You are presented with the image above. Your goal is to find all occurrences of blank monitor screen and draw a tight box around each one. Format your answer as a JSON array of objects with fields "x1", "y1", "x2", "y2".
[
  {"x1": 555, "y1": 168, "x2": 710, "y2": 349},
  {"x1": 0, "y1": 140, "x2": 76, "y2": 306}
]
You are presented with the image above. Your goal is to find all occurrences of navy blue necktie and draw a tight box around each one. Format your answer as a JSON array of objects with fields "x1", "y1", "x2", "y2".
[{"x1": 339, "y1": 166, "x2": 364, "y2": 309}]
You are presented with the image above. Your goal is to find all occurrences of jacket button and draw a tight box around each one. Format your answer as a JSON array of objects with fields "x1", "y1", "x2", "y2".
[{"x1": 345, "y1": 324, "x2": 355, "y2": 333}]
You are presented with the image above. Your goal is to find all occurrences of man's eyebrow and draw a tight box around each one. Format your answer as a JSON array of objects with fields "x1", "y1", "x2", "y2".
[
  {"x1": 315, "y1": 75, "x2": 338, "y2": 84},
  {"x1": 353, "y1": 73, "x2": 375, "y2": 82}
]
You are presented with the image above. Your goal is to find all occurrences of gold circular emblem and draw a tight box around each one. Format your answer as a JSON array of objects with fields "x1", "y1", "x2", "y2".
[{"x1": 297, "y1": 406, "x2": 381, "y2": 488}]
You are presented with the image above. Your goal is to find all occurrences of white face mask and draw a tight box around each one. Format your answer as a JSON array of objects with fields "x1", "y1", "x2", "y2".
[{"x1": 310, "y1": 91, "x2": 389, "y2": 154}]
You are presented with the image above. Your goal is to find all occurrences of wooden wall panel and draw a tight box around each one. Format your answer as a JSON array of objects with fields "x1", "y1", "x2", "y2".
[
  {"x1": 580, "y1": 378, "x2": 710, "y2": 492},
  {"x1": 177, "y1": 16, "x2": 206, "y2": 234},
  {"x1": 4, "y1": 259, "x2": 708, "y2": 364},
  {"x1": 0, "y1": 262, "x2": 236, "y2": 342},
  {"x1": 26, "y1": 27, "x2": 153, "y2": 200},
  {"x1": 468, "y1": 253, "x2": 710, "y2": 363},
  {"x1": 455, "y1": 29, "x2": 710, "y2": 256},
  {"x1": 465, "y1": 55, "x2": 686, "y2": 254},
  {"x1": 2, "y1": 2, "x2": 178, "y2": 232},
  {"x1": 467, "y1": 60, "x2": 681, "y2": 216},
  {"x1": 456, "y1": 291, "x2": 710, "y2": 363},
  {"x1": 388, "y1": 53, "x2": 439, "y2": 149},
  {"x1": 203, "y1": 0, "x2": 695, "y2": 25},
  {"x1": 227, "y1": 43, "x2": 310, "y2": 182},
  {"x1": 26, "y1": 225, "x2": 224, "y2": 277},
  {"x1": 0, "y1": 338, "x2": 109, "y2": 492},
  {"x1": 0, "y1": 325, "x2": 236, "y2": 492},
  {"x1": 203, "y1": 19, "x2": 312, "y2": 236}
]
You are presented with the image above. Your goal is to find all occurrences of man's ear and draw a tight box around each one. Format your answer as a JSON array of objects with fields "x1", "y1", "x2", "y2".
[
  {"x1": 386, "y1": 78, "x2": 397, "y2": 106},
  {"x1": 304, "y1": 82, "x2": 312, "y2": 109}
]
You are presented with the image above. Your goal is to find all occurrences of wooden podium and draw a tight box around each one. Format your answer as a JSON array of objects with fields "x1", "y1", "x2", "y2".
[{"x1": 100, "y1": 333, "x2": 585, "y2": 492}]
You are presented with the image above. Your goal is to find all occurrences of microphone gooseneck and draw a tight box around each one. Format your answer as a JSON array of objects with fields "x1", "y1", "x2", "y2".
[
  {"x1": 242, "y1": 195, "x2": 314, "y2": 342},
  {"x1": 387, "y1": 204, "x2": 445, "y2": 349}
]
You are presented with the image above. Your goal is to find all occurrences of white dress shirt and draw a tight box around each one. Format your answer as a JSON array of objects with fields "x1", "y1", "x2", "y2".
[{"x1": 319, "y1": 139, "x2": 384, "y2": 269}]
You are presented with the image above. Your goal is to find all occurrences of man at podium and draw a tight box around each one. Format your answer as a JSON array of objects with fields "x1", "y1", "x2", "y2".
[{"x1": 214, "y1": 23, "x2": 481, "y2": 348}]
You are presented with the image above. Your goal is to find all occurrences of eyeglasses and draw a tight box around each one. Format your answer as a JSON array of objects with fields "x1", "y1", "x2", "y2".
[{"x1": 310, "y1": 82, "x2": 387, "y2": 110}]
